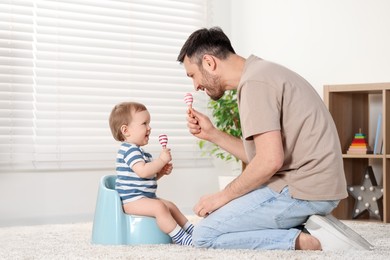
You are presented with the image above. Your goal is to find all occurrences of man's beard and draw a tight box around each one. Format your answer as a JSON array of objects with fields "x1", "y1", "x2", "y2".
[{"x1": 200, "y1": 67, "x2": 224, "y2": 101}]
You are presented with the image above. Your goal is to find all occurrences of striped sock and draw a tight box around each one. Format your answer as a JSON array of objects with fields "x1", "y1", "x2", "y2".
[
  {"x1": 169, "y1": 225, "x2": 193, "y2": 246},
  {"x1": 183, "y1": 222, "x2": 194, "y2": 235}
]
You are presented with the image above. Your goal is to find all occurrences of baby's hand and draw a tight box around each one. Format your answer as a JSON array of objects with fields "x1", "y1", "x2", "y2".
[
  {"x1": 160, "y1": 163, "x2": 173, "y2": 175},
  {"x1": 159, "y1": 148, "x2": 172, "y2": 164}
]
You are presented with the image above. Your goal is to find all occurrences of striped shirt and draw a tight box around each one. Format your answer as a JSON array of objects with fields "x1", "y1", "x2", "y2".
[{"x1": 115, "y1": 142, "x2": 157, "y2": 204}]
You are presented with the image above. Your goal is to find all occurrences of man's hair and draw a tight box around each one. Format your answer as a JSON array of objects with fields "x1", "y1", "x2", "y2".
[
  {"x1": 177, "y1": 27, "x2": 235, "y2": 65},
  {"x1": 109, "y1": 101, "x2": 147, "y2": 142}
]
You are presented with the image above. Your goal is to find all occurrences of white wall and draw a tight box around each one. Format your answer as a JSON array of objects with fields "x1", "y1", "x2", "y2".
[
  {"x1": 213, "y1": 0, "x2": 390, "y2": 97},
  {"x1": 2, "y1": 0, "x2": 390, "y2": 227},
  {"x1": 210, "y1": 0, "x2": 389, "y2": 198},
  {"x1": 0, "y1": 171, "x2": 104, "y2": 226},
  {"x1": 0, "y1": 168, "x2": 220, "y2": 227}
]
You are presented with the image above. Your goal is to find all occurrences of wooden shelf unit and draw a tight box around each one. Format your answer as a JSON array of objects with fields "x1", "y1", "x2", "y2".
[{"x1": 324, "y1": 83, "x2": 390, "y2": 223}]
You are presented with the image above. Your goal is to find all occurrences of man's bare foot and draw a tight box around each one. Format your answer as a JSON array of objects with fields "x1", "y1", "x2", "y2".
[{"x1": 295, "y1": 232, "x2": 322, "y2": 250}]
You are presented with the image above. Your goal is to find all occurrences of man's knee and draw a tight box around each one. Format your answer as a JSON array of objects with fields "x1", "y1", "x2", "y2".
[{"x1": 192, "y1": 225, "x2": 215, "y2": 248}]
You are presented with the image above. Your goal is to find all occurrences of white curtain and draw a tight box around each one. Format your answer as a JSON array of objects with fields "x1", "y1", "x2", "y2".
[{"x1": 0, "y1": 0, "x2": 210, "y2": 171}]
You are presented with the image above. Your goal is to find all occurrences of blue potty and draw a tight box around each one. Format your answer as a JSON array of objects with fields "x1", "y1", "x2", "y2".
[{"x1": 91, "y1": 175, "x2": 172, "y2": 245}]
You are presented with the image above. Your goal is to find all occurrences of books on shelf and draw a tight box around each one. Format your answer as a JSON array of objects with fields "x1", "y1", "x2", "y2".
[{"x1": 373, "y1": 113, "x2": 383, "y2": 154}]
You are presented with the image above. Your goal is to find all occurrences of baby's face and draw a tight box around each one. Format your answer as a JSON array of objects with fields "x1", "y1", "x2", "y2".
[{"x1": 125, "y1": 110, "x2": 151, "y2": 146}]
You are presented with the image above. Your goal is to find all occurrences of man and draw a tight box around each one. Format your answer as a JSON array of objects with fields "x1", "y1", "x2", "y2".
[{"x1": 177, "y1": 27, "x2": 372, "y2": 250}]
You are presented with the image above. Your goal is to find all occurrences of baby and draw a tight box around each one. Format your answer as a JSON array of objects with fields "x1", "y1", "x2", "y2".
[{"x1": 109, "y1": 101, "x2": 193, "y2": 245}]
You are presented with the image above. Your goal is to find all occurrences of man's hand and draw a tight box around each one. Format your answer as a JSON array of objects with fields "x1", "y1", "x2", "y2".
[
  {"x1": 193, "y1": 191, "x2": 229, "y2": 217},
  {"x1": 187, "y1": 108, "x2": 216, "y2": 141}
]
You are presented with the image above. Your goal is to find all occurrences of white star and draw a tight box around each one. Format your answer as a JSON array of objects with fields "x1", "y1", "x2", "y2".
[{"x1": 347, "y1": 166, "x2": 383, "y2": 219}]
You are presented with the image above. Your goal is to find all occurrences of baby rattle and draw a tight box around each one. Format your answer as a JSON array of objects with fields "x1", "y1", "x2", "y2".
[
  {"x1": 184, "y1": 93, "x2": 193, "y2": 108},
  {"x1": 158, "y1": 134, "x2": 168, "y2": 148}
]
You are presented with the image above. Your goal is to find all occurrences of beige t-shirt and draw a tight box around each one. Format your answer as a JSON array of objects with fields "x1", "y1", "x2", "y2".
[{"x1": 237, "y1": 55, "x2": 348, "y2": 200}]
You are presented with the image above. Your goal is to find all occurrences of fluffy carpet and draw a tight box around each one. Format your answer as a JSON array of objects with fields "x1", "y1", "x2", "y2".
[{"x1": 0, "y1": 216, "x2": 388, "y2": 259}]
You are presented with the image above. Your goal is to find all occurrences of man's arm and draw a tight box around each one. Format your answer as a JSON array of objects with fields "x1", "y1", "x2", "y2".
[
  {"x1": 224, "y1": 130, "x2": 284, "y2": 199},
  {"x1": 193, "y1": 130, "x2": 284, "y2": 217}
]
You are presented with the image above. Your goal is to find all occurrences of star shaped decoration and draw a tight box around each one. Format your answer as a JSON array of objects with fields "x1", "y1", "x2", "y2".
[{"x1": 348, "y1": 166, "x2": 383, "y2": 220}]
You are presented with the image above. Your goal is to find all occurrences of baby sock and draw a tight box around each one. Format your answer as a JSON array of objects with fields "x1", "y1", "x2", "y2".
[
  {"x1": 169, "y1": 225, "x2": 193, "y2": 246},
  {"x1": 183, "y1": 222, "x2": 194, "y2": 235}
]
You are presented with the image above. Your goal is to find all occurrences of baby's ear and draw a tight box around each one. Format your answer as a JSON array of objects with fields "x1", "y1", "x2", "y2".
[{"x1": 120, "y1": 125, "x2": 129, "y2": 136}]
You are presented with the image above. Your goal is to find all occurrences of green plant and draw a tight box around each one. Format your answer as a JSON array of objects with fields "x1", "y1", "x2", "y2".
[{"x1": 199, "y1": 90, "x2": 242, "y2": 162}]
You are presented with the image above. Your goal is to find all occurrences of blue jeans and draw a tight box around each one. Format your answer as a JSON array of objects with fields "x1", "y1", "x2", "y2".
[{"x1": 192, "y1": 186, "x2": 339, "y2": 250}]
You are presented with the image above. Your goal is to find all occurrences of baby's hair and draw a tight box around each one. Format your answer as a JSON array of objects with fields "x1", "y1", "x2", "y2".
[{"x1": 109, "y1": 101, "x2": 147, "y2": 141}]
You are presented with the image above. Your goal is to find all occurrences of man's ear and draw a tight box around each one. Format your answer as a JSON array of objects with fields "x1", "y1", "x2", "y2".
[{"x1": 202, "y1": 54, "x2": 216, "y2": 71}]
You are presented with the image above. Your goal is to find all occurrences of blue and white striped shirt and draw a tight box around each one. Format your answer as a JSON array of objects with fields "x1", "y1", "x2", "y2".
[{"x1": 115, "y1": 143, "x2": 157, "y2": 204}]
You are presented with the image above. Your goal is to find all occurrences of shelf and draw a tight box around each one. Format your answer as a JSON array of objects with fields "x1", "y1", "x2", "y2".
[
  {"x1": 324, "y1": 82, "x2": 389, "y2": 93},
  {"x1": 324, "y1": 83, "x2": 390, "y2": 223},
  {"x1": 342, "y1": 154, "x2": 385, "y2": 159}
]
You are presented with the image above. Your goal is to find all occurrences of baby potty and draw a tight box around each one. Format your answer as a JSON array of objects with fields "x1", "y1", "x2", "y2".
[{"x1": 91, "y1": 175, "x2": 172, "y2": 245}]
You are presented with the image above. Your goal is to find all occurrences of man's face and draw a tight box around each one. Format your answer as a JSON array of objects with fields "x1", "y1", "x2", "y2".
[{"x1": 183, "y1": 56, "x2": 224, "y2": 101}]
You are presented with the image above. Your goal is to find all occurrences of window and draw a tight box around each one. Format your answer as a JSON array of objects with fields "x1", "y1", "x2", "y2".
[{"x1": 0, "y1": 0, "x2": 210, "y2": 171}]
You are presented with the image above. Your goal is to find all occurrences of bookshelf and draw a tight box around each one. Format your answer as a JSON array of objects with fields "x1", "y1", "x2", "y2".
[{"x1": 324, "y1": 83, "x2": 390, "y2": 223}]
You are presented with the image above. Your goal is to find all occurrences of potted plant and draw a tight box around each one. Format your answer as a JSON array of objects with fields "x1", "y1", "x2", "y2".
[{"x1": 198, "y1": 90, "x2": 244, "y2": 189}]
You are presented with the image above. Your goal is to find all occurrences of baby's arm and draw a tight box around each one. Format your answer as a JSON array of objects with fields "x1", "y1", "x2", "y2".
[{"x1": 132, "y1": 148, "x2": 172, "y2": 179}]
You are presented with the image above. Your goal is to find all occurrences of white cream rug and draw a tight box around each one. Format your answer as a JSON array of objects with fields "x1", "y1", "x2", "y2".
[{"x1": 0, "y1": 216, "x2": 388, "y2": 259}]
